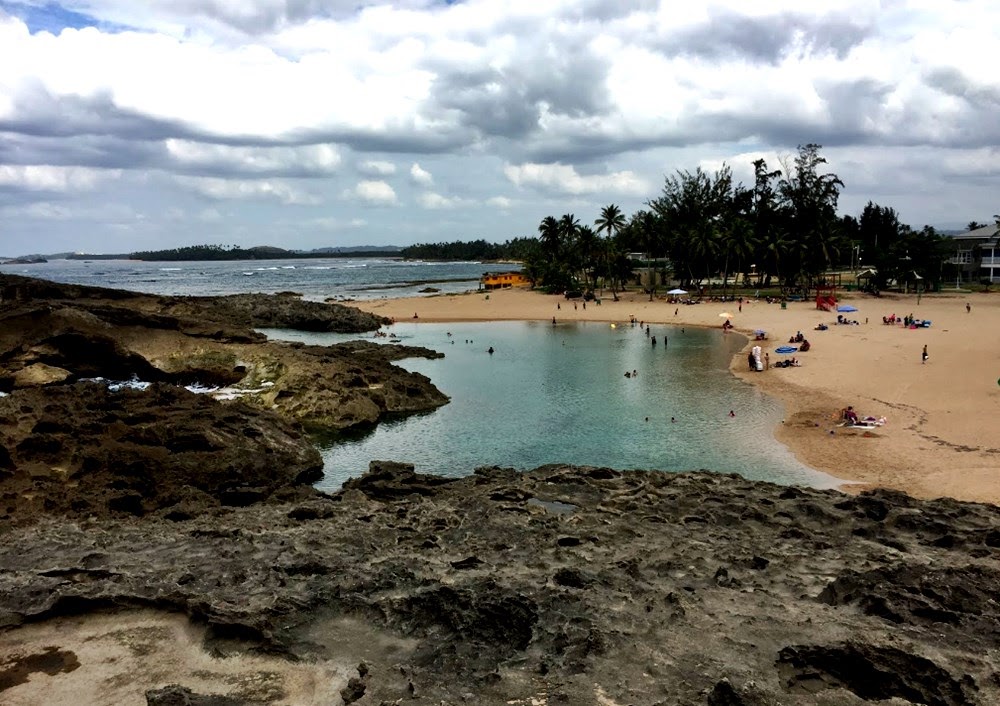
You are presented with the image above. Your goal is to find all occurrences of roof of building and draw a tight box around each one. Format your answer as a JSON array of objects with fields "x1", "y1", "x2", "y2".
[{"x1": 949, "y1": 224, "x2": 1000, "y2": 241}]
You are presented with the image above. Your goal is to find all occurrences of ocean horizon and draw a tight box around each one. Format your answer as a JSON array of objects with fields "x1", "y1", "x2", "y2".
[{"x1": 0, "y1": 256, "x2": 505, "y2": 301}]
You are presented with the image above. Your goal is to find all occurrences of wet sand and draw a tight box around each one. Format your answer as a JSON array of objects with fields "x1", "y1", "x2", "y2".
[{"x1": 356, "y1": 287, "x2": 1000, "y2": 504}]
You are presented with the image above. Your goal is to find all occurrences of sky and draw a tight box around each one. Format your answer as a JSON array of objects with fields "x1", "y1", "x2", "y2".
[{"x1": 0, "y1": 1, "x2": 998, "y2": 257}]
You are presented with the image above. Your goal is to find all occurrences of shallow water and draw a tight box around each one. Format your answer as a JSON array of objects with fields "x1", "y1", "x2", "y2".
[{"x1": 264, "y1": 321, "x2": 842, "y2": 491}]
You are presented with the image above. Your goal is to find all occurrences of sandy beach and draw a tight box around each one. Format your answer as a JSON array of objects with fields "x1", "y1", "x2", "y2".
[{"x1": 356, "y1": 287, "x2": 1000, "y2": 505}]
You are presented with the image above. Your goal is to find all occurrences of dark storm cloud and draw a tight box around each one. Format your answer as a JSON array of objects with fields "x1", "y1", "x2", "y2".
[
  {"x1": 652, "y1": 10, "x2": 873, "y2": 64},
  {"x1": 422, "y1": 37, "x2": 611, "y2": 143},
  {"x1": 0, "y1": 82, "x2": 194, "y2": 142},
  {"x1": 924, "y1": 67, "x2": 1000, "y2": 110},
  {"x1": 0, "y1": 133, "x2": 163, "y2": 170},
  {"x1": 429, "y1": 67, "x2": 542, "y2": 138},
  {"x1": 0, "y1": 78, "x2": 479, "y2": 176}
]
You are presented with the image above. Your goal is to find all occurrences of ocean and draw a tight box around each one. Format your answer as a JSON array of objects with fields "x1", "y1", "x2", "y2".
[
  {"x1": 2, "y1": 257, "x2": 840, "y2": 490},
  {"x1": 0, "y1": 257, "x2": 500, "y2": 301}
]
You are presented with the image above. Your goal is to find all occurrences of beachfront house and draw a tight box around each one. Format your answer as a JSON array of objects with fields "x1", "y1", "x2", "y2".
[
  {"x1": 480, "y1": 271, "x2": 530, "y2": 290},
  {"x1": 947, "y1": 224, "x2": 1000, "y2": 284}
]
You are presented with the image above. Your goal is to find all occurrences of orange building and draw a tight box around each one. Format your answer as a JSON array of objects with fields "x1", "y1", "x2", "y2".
[{"x1": 480, "y1": 271, "x2": 530, "y2": 290}]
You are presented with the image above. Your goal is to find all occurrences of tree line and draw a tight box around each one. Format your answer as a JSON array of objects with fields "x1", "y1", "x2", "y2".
[
  {"x1": 399, "y1": 238, "x2": 536, "y2": 261},
  {"x1": 520, "y1": 144, "x2": 968, "y2": 298},
  {"x1": 129, "y1": 245, "x2": 400, "y2": 261}
]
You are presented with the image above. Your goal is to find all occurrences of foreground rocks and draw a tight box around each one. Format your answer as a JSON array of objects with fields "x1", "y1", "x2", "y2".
[
  {"x1": 0, "y1": 274, "x2": 449, "y2": 429},
  {"x1": 2, "y1": 462, "x2": 999, "y2": 705},
  {"x1": 0, "y1": 382, "x2": 323, "y2": 527}
]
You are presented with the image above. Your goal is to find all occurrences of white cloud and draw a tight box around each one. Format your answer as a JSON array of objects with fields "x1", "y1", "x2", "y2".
[
  {"x1": 0, "y1": 199, "x2": 138, "y2": 223},
  {"x1": 176, "y1": 176, "x2": 321, "y2": 205},
  {"x1": 504, "y1": 163, "x2": 650, "y2": 196},
  {"x1": 343, "y1": 179, "x2": 397, "y2": 206},
  {"x1": 0, "y1": 165, "x2": 120, "y2": 192},
  {"x1": 418, "y1": 192, "x2": 464, "y2": 209},
  {"x1": 1, "y1": 1, "x2": 999, "y2": 253},
  {"x1": 358, "y1": 160, "x2": 397, "y2": 176},
  {"x1": 487, "y1": 196, "x2": 512, "y2": 209},
  {"x1": 164, "y1": 140, "x2": 341, "y2": 175},
  {"x1": 410, "y1": 162, "x2": 434, "y2": 186}
]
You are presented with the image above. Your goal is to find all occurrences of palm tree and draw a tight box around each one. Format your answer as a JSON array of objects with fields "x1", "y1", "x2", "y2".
[
  {"x1": 575, "y1": 225, "x2": 600, "y2": 291},
  {"x1": 538, "y1": 216, "x2": 560, "y2": 258},
  {"x1": 595, "y1": 204, "x2": 626, "y2": 238}
]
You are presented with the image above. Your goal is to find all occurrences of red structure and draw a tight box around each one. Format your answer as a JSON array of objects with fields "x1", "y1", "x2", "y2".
[{"x1": 815, "y1": 284, "x2": 837, "y2": 311}]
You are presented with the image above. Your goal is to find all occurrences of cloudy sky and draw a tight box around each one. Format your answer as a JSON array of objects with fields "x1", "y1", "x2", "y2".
[{"x1": 1, "y1": 0, "x2": 997, "y2": 256}]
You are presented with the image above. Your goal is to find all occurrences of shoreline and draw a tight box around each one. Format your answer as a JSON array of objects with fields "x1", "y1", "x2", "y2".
[{"x1": 356, "y1": 286, "x2": 1000, "y2": 505}]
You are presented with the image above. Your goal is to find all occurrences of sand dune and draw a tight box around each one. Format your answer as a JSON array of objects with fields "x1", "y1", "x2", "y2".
[{"x1": 356, "y1": 287, "x2": 1000, "y2": 504}]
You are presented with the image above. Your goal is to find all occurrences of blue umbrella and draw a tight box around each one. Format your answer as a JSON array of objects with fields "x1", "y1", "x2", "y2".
[
  {"x1": 775, "y1": 346, "x2": 797, "y2": 354},
  {"x1": 837, "y1": 305, "x2": 858, "y2": 313}
]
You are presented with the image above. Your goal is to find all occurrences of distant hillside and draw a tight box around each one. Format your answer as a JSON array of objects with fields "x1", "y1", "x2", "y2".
[
  {"x1": 128, "y1": 244, "x2": 404, "y2": 261},
  {"x1": 310, "y1": 245, "x2": 403, "y2": 254}
]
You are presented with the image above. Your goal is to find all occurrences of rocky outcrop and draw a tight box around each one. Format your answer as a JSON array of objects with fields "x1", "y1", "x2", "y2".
[
  {"x1": 2, "y1": 463, "x2": 999, "y2": 705},
  {"x1": 0, "y1": 382, "x2": 322, "y2": 526},
  {"x1": 0, "y1": 273, "x2": 388, "y2": 333},
  {"x1": 0, "y1": 275, "x2": 449, "y2": 428}
]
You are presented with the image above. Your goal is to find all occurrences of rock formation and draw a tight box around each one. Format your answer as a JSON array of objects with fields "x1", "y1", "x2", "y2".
[
  {"x1": 1, "y1": 274, "x2": 999, "y2": 705},
  {"x1": 0, "y1": 274, "x2": 449, "y2": 430},
  {"x1": 1, "y1": 463, "x2": 999, "y2": 705}
]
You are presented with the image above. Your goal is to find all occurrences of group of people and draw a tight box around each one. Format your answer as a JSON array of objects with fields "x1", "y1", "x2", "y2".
[
  {"x1": 839, "y1": 406, "x2": 888, "y2": 427},
  {"x1": 883, "y1": 313, "x2": 924, "y2": 327},
  {"x1": 788, "y1": 331, "x2": 811, "y2": 351},
  {"x1": 836, "y1": 314, "x2": 860, "y2": 325}
]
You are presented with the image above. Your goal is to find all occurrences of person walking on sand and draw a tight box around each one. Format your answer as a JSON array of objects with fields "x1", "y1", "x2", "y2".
[
  {"x1": 922, "y1": 344, "x2": 928, "y2": 364},
  {"x1": 764, "y1": 352, "x2": 770, "y2": 370},
  {"x1": 966, "y1": 302, "x2": 971, "y2": 313}
]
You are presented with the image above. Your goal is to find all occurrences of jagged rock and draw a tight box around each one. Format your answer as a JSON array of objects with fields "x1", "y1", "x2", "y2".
[
  {"x1": 145, "y1": 685, "x2": 247, "y2": 706},
  {"x1": 776, "y1": 641, "x2": 976, "y2": 705},
  {"x1": 0, "y1": 274, "x2": 449, "y2": 428},
  {"x1": 0, "y1": 273, "x2": 387, "y2": 333},
  {"x1": 2, "y1": 466, "x2": 998, "y2": 704},
  {"x1": 11, "y1": 362, "x2": 71, "y2": 387},
  {"x1": 0, "y1": 382, "x2": 322, "y2": 526}
]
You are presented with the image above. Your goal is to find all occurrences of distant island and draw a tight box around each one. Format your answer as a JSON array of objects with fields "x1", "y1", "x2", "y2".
[
  {"x1": 6, "y1": 239, "x2": 536, "y2": 263},
  {"x1": 127, "y1": 244, "x2": 404, "y2": 261},
  {"x1": 1, "y1": 256, "x2": 47, "y2": 265}
]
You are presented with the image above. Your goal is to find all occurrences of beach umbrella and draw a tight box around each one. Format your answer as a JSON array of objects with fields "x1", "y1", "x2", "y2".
[
  {"x1": 667, "y1": 288, "x2": 688, "y2": 295},
  {"x1": 719, "y1": 312, "x2": 733, "y2": 318},
  {"x1": 753, "y1": 329, "x2": 766, "y2": 335},
  {"x1": 837, "y1": 305, "x2": 858, "y2": 313}
]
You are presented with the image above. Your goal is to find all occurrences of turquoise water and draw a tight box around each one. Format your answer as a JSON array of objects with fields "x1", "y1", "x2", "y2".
[{"x1": 264, "y1": 322, "x2": 842, "y2": 491}]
